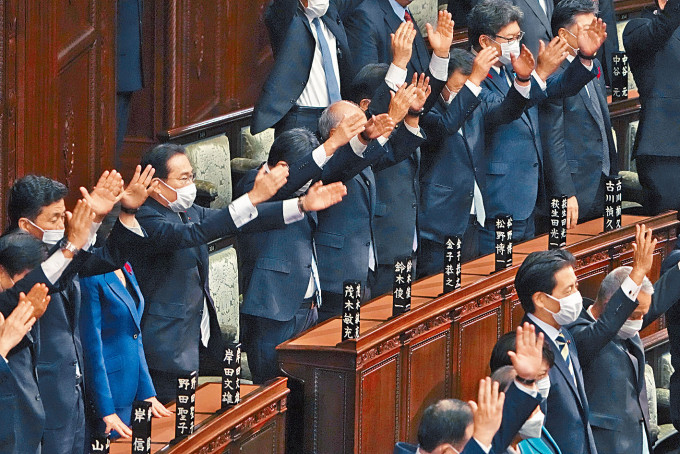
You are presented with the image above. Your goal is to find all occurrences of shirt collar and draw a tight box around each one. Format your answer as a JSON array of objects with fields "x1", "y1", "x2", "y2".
[
  {"x1": 388, "y1": 0, "x2": 408, "y2": 21},
  {"x1": 527, "y1": 313, "x2": 561, "y2": 342},
  {"x1": 566, "y1": 54, "x2": 575, "y2": 63}
]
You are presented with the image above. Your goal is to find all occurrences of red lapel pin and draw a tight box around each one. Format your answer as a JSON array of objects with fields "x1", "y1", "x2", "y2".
[{"x1": 124, "y1": 262, "x2": 133, "y2": 274}]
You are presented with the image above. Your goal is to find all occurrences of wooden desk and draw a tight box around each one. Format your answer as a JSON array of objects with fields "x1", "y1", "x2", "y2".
[
  {"x1": 111, "y1": 377, "x2": 289, "y2": 454},
  {"x1": 278, "y1": 212, "x2": 679, "y2": 454}
]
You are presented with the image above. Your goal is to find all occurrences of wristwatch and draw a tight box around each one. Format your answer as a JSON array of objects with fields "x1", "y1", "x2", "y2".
[{"x1": 59, "y1": 238, "x2": 80, "y2": 255}]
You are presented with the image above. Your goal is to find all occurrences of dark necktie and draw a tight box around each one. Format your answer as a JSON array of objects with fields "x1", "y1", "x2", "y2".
[
  {"x1": 497, "y1": 66, "x2": 510, "y2": 93},
  {"x1": 404, "y1": 9, "x2": 413, "y2": 23},
  {"x1": 312, "y1": 17, "x2": 342, "y2": 103},
  {"x1": 586, "y1": 80, "x2": 611, "y2": 175}
]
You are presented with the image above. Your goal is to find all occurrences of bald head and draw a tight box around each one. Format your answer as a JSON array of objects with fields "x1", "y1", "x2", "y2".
[{"x1": 318, "y1": 100, "x2": 364, "y2": 141}]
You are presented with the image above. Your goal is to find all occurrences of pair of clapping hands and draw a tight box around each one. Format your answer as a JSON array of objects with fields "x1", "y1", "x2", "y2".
[{"x1": 469, "y1": 323, "x2": 545, "y2": 448}]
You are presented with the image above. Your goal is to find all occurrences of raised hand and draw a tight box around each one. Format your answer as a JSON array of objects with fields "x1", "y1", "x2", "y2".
[
  {"x1": 630, "y1": 224, "x2": 657, "y2": 285},
  {"x1": 103, "y1": 413, "x2": 132, "y2": 438},
  {"x1": 25, "y1": 283, "x2": 50, "y2": 319},
  {"x1": 388, "y1": 83, "x2": 417, "y2": 124},
  {"x1": 145, "y1": 396, "x2": 172, "y2": 418},
  {"x1": 325, "y1": 112, "x2": 367, "y2": 154},
  {"x1": 511, "y1": 44, "x2": 536, "y2": 82},
  {"x1": 535, "y1": 37, "x2": 570, "y2": 81},
  {"x1": 577, "y1": 18, "x2": 607, "y2": 58},
  {"x1": 301, "y1": 181, "x2": 347, "y2": 212},
  {"x1": 507, "y1": 322, "x2": 544, "y2": 382},
  {"x1": 469, "y1": 377, "x2": 505, "y2": 447},
  {"x1": 121, "y1": 165, "x2": 158, "y2": 211},
  {"x1": 248, "y1": 163, "x2": 289, "y2": 205},
  {"x1": 391, "y1": 21, "x2": 417, "y2": 69},
  {"x1": 0, "y1": 296, "x2": 36, "y2": 358},
  {"x1": 469, "y1": 46, "x2": 499, "y2": 86},
  {"x1": 566, "y1": 196, "x2": 579, "y2": 229},
  {"x1": 364, "y1": 113, "x2": 396, "y2": 140},
  {"x1": 409, "y1": 73, "x2": 432, "y2": 112},
  {"x1": 426, "y1": 10, "x2": 454, "y2": 58},
  {"x1": 65, "y1": 199, "x2": 95, "y2": 253},
  {"x1": 80, "y1": 170, "x2": 125, "y2": 222}
]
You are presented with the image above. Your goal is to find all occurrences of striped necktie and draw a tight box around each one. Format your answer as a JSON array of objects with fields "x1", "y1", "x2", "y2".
[
  {"x1": 555, "y1": 331, "x2": 575, "y2": 382},
  {"x1": 312, "y1": 18, "x2": 342, "y2": 104}
]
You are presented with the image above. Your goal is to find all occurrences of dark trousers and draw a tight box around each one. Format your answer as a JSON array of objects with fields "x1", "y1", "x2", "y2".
[
  {"x1": 370, "y1": 255, "x2": 418, "y2": 298},
  {"x1": 417, "y1": 217, "x2": 481, "y2": 279},
  {"x1": 580, "y1": 173, "x2": 607, "y2": 223},
  {"x1": 241, "y1": 304, "x2": 318, "y2": 384},
  {"x1": 274, "y1": 106, "x2": 325, "y2": 138},
  {"x1": 478, "y1": 212, "x2": 535, "y2": 256},
  {"x1": 637, "y1": 156, "x2": 680, "y2": 215},
  {"x1": 116, "y1": 91, "x2": 133, "y2": 169},
  {"x1": 42, "y1": 382, "x2": 85, "y2": 454}
]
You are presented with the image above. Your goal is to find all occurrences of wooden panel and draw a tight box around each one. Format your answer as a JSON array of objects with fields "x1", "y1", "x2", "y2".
[
  {"x1": 237, "y1": 420, "x2": 282, "y2": 454},
  {"x1": 313, "y1": 368, "x2": 353, "y2": 454},
  {"x1": 574, "y1": 251, "x2": 613, "y2": 301},
  {"x1": 403, "y1": 326, "x2": 452, "y2": 442},
  {"x1": 358, "y1": 354, "x2": 401, "y2": 454}
]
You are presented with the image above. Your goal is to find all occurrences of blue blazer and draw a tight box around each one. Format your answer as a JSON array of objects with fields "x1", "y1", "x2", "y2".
[
  {"x1": 541, "y1": 59, "x2": 618, "y2": 218},
  {"x1": 523, "y1": 315, "x2": 598, "y2": 454},
  {"x1": 480, "y1": 60, "x2": 596, "y2": 222},
  {"x1": 251, "y1": 0, "x2": 361, "y2": 134},
  {"x1": 393, "y1": 439, "x2": 487, "y2": 454},
  {"x1": 623, "y1": 0, "x2": 680, "y2": 159},
  {"x1": 80, "y1": 266, "x2": 155, "y2": 425}
]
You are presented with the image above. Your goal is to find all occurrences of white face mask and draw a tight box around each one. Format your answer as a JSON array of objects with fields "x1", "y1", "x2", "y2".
[
  {"x1": 518, "y1": 410, "x2": 545, "y2": 439},
  {"x1": 564, "y1": 28, "x2": 580, "y2": 54},
  {"x1": 160, "y1": 180, "x2": 196, "y2": 213},
  {"x1": 495, "y1": 39, "x2": 521, "y2": 66},
  {"x1": 303, "y1": 0, "x2": 329, "y2": 17},
  {"x1": 536, "y1": 375, "x2": 551, "y2": 400},
  {"x1": 544, "y1": 291, "x2": 583, "y2": 326},
  {"x1": 618, "y1": 319, "x2": 643, "y2": 339},
  {"x1": 28, "y1": 220, "x2": 65, "y2": 245}
]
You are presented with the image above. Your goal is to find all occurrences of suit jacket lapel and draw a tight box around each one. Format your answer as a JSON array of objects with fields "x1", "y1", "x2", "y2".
[
  {"x1": 578, "y1": 85, "x2": 600, "y2": 125},
  {"x1": 105, "y1": 272, "x2": 142, "y2": 330},
  {"x1": 522, "y1": 0, "x2": 552, "y2": 36}
]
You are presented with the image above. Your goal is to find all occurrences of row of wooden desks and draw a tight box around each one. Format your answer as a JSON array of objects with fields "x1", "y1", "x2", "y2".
[
  {"x1": 111, "y1": 378, "x2": 289, "y2": 454},
  {"x1": 278, "y1": 213, "x2": 679, "y2": 454}
]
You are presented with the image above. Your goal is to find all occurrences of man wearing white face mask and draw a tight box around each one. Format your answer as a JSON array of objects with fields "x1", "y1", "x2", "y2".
[
  {"x1": 514, "y1": 232, "x2": 650, "y2": 454},
  {"x1": 568, "y1": 224, "x2": 680, "y2": 453}
]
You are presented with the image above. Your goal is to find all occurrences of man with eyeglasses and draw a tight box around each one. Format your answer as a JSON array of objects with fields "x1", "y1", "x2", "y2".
[{"x1": 467, "y1": 0, "x2": 607, "y2": 254}]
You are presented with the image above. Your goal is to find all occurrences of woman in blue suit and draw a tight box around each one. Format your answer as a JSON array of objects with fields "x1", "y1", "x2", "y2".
[{"x1": 80, "y1": 263, "x2": 171, "y2": 438}]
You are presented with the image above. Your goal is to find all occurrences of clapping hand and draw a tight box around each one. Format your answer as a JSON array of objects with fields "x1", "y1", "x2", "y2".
[
  {"x1": 300, "y1": 181, "x2": 347, "y2": 212},
  {"x1": 469, "y1": 377, "x2": 505, "y2": 447},
  {"x1": 387, "y1": 83, "x2": 417, "y2": 124},
  {"x1": 248, "y1": 163, "x2": 289, "y2": 206},
  {"x1": 391, "y1": 21, "x2": 417, "y2": 69},
  {"x1": 469, "y1": 46, "x2": 499, "y2": 86},
  {"x1": 25, "y1": 283, "x2": 50, "y2": 320},
  {"x1": 508, "y1": 322, "x2": 544, "y2": 383},
  {"x1": 535, "y1": 37, "x2": 570, "y2": 81},
  {"x1": 577, "y1": 18, "x2": 607, "y2": 59},
  {"x1": 325, "y1": 112, "x2": 367, "y2": 154},
  {"x1": 65, "y1": 199, "x2": 95, "y2": 253},
  {"x1": 364, "y1": 113, "x2": 396, "y2": 140},
  {"x1": 511, "y1": 44, "x2": 536, "y2": 83},
  {"x1": 80, "y1": 170, "x2": 125, "y2": 223},
  {"x1": 630, "y1": 224, "x2": 657, "y2": 285},
  {"x1": 426, "y1": 10, "x2": 454, "y2": 58},
  {"x1": 0, "y1": 295, "x2": 37, "y2": 358},
  {"x1": 121, "y1": 165, "x2": 158, "y2": 211},
  {"x1": 409, "y1": 73, "x2": 432, "y2": 113}
]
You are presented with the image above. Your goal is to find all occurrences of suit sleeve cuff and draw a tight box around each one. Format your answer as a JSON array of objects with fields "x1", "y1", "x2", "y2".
[
  {"x1": 40, "y1": 250, "x2": 73, "y2": 284},
  {"x1": 464, "y1": 79, "x2": 482, "y2": 96},
  {"x1": 531, "y1": 70, "x2": 547, "y2": 91},
  {"x1": 582, "y1": 60, "x2": 594, "y2": 71},
  {"x1": 385, "y1": 63, "x2": 407, "y2": 91},
  {"x1": 283, "y1": 199, "x2": 305, "y2": 224},
  {"x1": 403, "y1": 122, "x2": 422, "y2": 137},
  {"x1": 350, "y1": 136, "x2": 368, "y2": 156},
  {"x1": 83, "y1": 222, "x2": 102, "y2": 251},
  {"x1": 514, "y1": 79, "x2": 532, "y2": 98},
  {"x1": 229, "y1": 194, "x2": 259, "y2": 228},
  {"x1": 429, "y1": 53, "x2": 450, "y2": 81},
  {"x1": 312, "y1": 145, "x2": 329, "y2": 168},
  {"x1": 473, "y1": 438, "x2": 492, "y2": 453},
  {"x1": 514, "y1": 379, "x2": 539, "y2": 397},
  {"x1": 621, "y1": 276, "x2": 643, "y2": 301}
]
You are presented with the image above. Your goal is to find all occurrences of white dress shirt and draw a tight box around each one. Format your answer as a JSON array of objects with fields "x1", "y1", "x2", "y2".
[{"x1": 298, "y1": 11, "x2": 341, "y2": 108}]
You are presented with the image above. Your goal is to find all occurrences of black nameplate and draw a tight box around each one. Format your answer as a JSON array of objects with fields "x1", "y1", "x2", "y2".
[
  {"x1": 393, "y1": 256, "x2": 413, "y2": 316},
  {"x1": 612, "y1": 52, "x2": 629, "y2": 101},
  {"x1": 443, "y1": 236, "x2": 462, "y2": 294},
  {"x1": 221, "y1": 343, "x2": 241, "y2": 409},
  {"x1": 494, "y1": 215, "x2": 513, "y2": 272},
  {"x1": 131, "y1": 400, "x2": 152, "y2": 454},
  {"x1": 175, "y1": 371, "x2": 197, "y2": 439},
  {"x1": 342, "y1": 281, "x2": 362, "y2": 340},
  {"x1": 89, "y1": 433, "x2": 110, "y2": 454},
  {"x1": 549, "y1": 196, "x2": 568, "y2": 250},
  {"x1": 604, "y1": 176, "x2": 622, "y2": 232}
]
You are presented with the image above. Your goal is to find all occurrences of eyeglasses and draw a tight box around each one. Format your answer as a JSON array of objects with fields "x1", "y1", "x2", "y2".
[
  {"x1": 166, "y1": 174, "x2": 195, "y2": 185},
  {"x1": 493, "y1": 30, "x2": 525, "y2": 45}
]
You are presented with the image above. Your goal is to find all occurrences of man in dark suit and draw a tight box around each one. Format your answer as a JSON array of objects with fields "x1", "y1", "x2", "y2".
[
  {"x1": 623, "y1": 0, "x2": 680, "y2": 214},
  {"x1": 418, "y1": 47, "x2": 532, "y2": 276},
  {"x1": 542, "y1": 0, "x2": 618, "y2": 227},
  {"x1": 116, "y1": 0, "x2": 143, "y2": 164},
  {"x1": 568, "y1": 225, "x2": 671, "y2": 453},
  {"x1": 128, "y1": 143, "x2": 305, "y2": 401},
  {"x1": 468, "y1": 0, "x2": 606, "y2": 253},
  {"x1": 596, "y1": 0, "x2": 620, "y2": 87},
  {"x1": 661, "y1": 236, "x2": 680, "y2": 431},
  {"x1": 394, "y1": 378, "x2": 506, "y2": 454},
  {"x1": 512, "y1": 0, "x2": 553, "y2": 57},
  {"x1": 252, "y1": 0, "x2": 364, "y2": 136},
  {"x1": 6, "y1": 169, "x2": 155, "y2": 454},
  {"x1": 344, "y1": 1, "x2": 454, "y2": 113}
]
